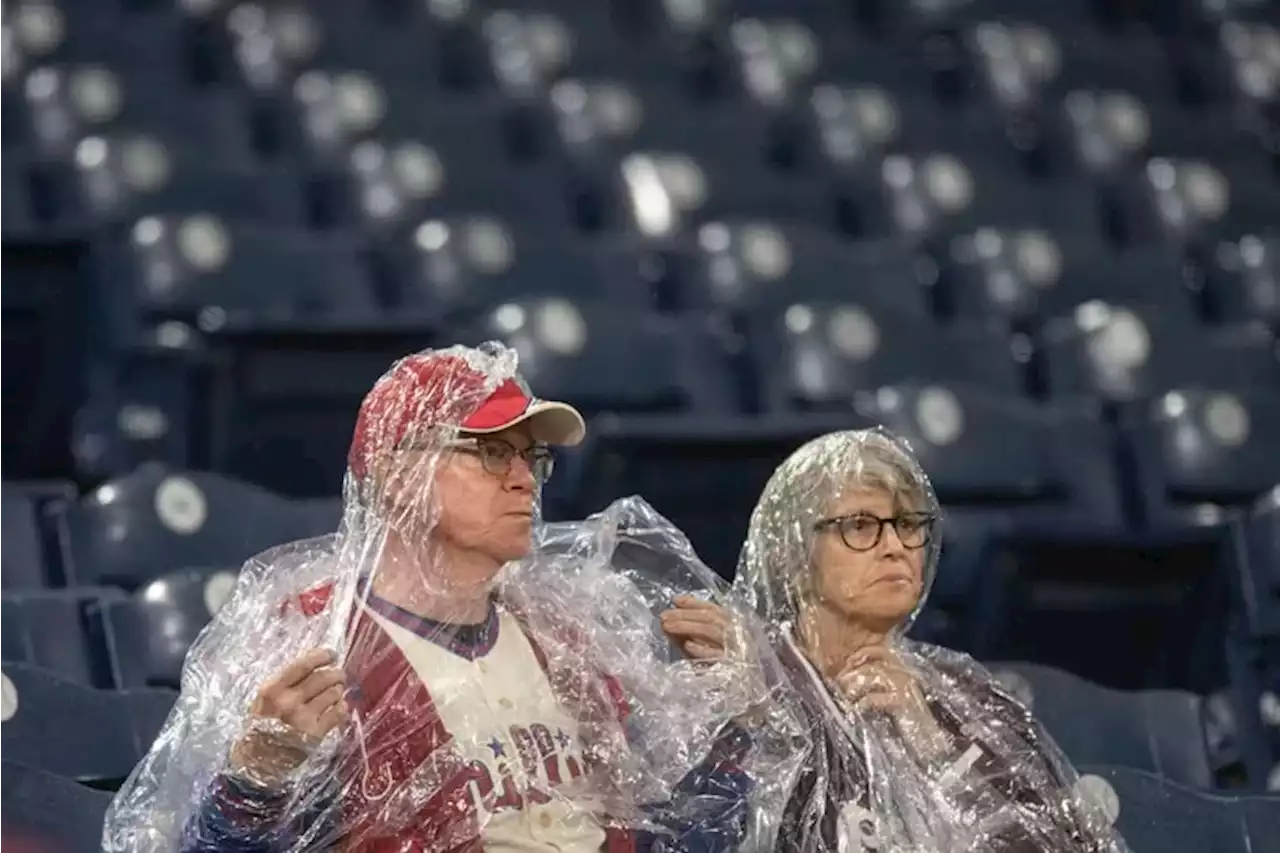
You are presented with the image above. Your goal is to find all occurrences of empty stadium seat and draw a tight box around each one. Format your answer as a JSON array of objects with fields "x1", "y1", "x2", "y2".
[
  {"x1": 1, "y1": 481, "x2": 74, "y2": 590},
  {"x1": 63, "y1": 463, "x2": 334, "y2": 588},
  {"x1": 1, "y1": 662, "x2": 174, "y2": 783},
  {"x1": 850, "y1": 384, "x2": 1127, "y2": 531},
  {"x1": 1075, "y1": 765, "x2": 1279, "y2": 853},
  {"x1": 943, "y1": 235, "x2": 1199, "y2": 326},
  {"x1": 1039, "y1": 304, "x2": 1279, "y2": 402},
  {"x1": 1, "y1": 759, "x2": 114, "y2": 853},
  {"x1": 1127, "y1": 390, "x2": 1280, "y2": 526},
  {"x1": 103, "y1": 566, "x2": 239, "y2": 688},
  {"x1": 388, "y1": 218, "x2": 653, "y2": 322},
  {"x1": 102, "y1": 215, "x2": 378, "y2": 344},
  {"x1": 1, "y1": 587, "x2": 124, "y2": 688},
  {"x1": 750, "y1": 305, "x2": 1024, "y2": 411},
  {"x1": 673, "y1": 225, "x2": 933, "y2": 316},
  {"x1": 1203, "y1": 234, "x2": 1280, "y2": 328},
  {"x1": 1227, "y1": 486, "x2": 1280, "y2": 639},
  {"x1": 990, "y1": 662, "x2": 1212, "y2": 787}
]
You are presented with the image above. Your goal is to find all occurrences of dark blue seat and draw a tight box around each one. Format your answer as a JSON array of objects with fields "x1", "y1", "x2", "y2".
[
  {"x1": 1, "y1": 481, "x2": 74, "y2": 590},
  {"x1": 673, "y1": 226, "x2": 932, "y2": 317},
  {"x1": 389, "y1": 218, "x2": 653, "y2": 323},
  {"x1": 850, "y1": 384, "x2": 1127, "y2": 532},
  {"x1": 453, "y1": 299, "x2": 738, "y2": 416},
  {"x1": 1107, "y1": 158, "x2": 1280, "y2": 249},
  {"x1": 1, "y1": 759, "x2": 114, "y2": 853},
  {"x1": 1127, "y1": 389, "x2": 1280, "y2": 527},
  {"x1": 943, "y1": 235, "x2": 1200, "y2": 327},
  {"x1": 1203, "y1": 234, "x2": 1280, "y2": 329},
  {"x1": 1074, "y1": 765, "x2": 1277, "y2": 853},
  {"x1": 1039, "y1": 305, "x2": 1279, "y2": 402},
  {"x1": 989, "y1": 662, "x2": 1212, "y2": 787},
  {"x1": 0, "y1": 662, "x2": 174, "y2": 783},
  {"x1": 1, "y1": 587, "x2": 124, "y2": 688},
  {"x1": 48, "y1": 137, "x2": 299, "y2": 228},
  {"x1": 102, "y1": 566, "x2": 239, "y2": 689},
  {"x1": 64, "y1": 463, "x2": 333, "y2": 589},
  {"x1": 749, "y1": 305, "x2": 1024, "y2": 411},
  {"x1": 1226, "y1": 487, "x2": 1280, "y2": 640},
  {"x1": 101, "y1": 216, "x2": 378, "y2": 345}
]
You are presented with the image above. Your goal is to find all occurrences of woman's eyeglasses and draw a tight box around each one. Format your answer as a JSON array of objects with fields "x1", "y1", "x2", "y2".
[{"x1": 813, "y1": 512, "x2": 936, "y2": 552}]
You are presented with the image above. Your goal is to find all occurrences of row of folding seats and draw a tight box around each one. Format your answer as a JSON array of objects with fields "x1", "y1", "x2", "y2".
[
  {"x1": 2, "y1": 467, "x2": 340, "y2": 591},
  {"x1": 74, "y1": 216, "x2": 1280, "y2": 338}
]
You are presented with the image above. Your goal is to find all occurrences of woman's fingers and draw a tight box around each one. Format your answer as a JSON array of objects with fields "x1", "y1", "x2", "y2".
[{"x1": 661, "y1": 615, "x2": 726, "y2": 647}]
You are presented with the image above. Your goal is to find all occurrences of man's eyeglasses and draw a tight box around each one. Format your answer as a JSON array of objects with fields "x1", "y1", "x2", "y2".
[
  {"x1": 813, "y1": 512, "x2": 936, "y2": 552},
  {"x1": 447, "y1": 437, "x2": 555, "y2": 482}
]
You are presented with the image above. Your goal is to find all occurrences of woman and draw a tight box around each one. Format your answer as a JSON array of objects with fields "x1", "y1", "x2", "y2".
[{"x1": 663, "y1": 428, "x2": 1128, "y2": 853}]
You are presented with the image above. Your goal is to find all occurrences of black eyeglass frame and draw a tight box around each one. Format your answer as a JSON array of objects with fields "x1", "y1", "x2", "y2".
[{"x1": 812, "y1": 512, "x2": 937, "y2": 552}]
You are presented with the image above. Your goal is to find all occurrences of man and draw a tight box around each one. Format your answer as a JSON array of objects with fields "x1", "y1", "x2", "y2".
[{"x1": 160, "y1": 344, "x2": 752, "y2": 853}]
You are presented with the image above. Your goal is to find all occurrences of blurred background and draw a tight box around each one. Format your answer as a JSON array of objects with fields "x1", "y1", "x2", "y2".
[{"x1": 2, "y1": 0, "x2": 1279, "y2": 849}]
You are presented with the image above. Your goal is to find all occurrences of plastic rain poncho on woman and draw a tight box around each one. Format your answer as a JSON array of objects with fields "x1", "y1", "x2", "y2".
[
  {"x1": 733, "y1": 428, "x2": 1130, "y2": 853},
  {"x1": 101, "y1": 342, "x2": 806, "y2": 853}
]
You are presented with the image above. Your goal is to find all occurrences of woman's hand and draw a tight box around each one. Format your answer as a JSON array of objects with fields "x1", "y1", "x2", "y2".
[
  {"x1": 835, "y1": 645, "x2": 951, "y2": 760},
  {"x1": 660, "y1": 596, "x2": 734, "y2": 661}
]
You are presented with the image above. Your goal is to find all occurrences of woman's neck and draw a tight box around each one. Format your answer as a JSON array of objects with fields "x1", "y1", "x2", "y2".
[{"x1": 799, "y1": 600, "x2": 893, "y2": 679}]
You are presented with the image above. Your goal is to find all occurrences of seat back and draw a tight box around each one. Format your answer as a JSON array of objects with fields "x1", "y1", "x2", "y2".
[
  {"x1": 1, "y1": 759, "x2": 114, "y2": 853},
  {"x1": 1, "y1": 587, "x2": 124, "y2": 688}
]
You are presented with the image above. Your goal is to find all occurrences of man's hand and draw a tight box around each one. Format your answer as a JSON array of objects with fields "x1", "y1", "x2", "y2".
[
  {"x1": 659, "y1": 596, "x2": 733, "y2": 661},
  {"x1": 228, "y1": 648, "x2": 349, "y2": 788}
]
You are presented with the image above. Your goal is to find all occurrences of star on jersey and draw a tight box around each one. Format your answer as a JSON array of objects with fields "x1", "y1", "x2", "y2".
[
  {"x1": 489, "y1": 737, "x2": 507, "y2": 758},
  {"x1": 556, "y1": 729, "x2": 572, "y2": 748}
]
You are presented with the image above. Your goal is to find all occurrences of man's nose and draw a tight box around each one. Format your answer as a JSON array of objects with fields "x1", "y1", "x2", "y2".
[
  {"x1": 878, "y1": 522, "x2": 908, "y2": 556},
  {"x1": 505, "y1": 455, "x2": 537, "y2": 490}
]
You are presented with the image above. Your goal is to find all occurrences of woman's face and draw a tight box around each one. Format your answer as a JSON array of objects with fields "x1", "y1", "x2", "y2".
[{"x1": 808, "y1": 487, "x2": 930, "y2": 628}]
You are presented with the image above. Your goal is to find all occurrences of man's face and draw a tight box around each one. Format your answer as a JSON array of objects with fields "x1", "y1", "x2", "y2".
[{"x1": 431, "y1": 423, "x2": 540, "y2": 569}]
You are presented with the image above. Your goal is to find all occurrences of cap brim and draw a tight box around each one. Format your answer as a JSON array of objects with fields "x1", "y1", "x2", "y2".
[{"x1": 463, "y1": 400, "x2": 587, "y2": 447}]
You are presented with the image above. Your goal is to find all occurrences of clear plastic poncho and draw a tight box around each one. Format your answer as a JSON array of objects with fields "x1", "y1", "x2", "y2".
[
  {"x1": 102, "y1": 342, "x2": 807, "y2": 853},
  {"x1": 733, "y1": 428, "x2": 1130, "y2": 853}
]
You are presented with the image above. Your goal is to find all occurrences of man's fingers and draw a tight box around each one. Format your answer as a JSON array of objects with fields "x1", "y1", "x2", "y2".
[
  {"x1": 295, "y1": 666, "x2": 346, "y2": 704},
  {"x1": 661, "y1": 617, "x2": 724, "y2": 646},
  {"x1": 266, "y1": 648, "x2": 336, "y2": 692},
  {"x1": 683, "y1": 641, "x2": 722, "y2": 660},
  {"x1": 671, "y1": 595, "x2": 719, "y2": 612}
]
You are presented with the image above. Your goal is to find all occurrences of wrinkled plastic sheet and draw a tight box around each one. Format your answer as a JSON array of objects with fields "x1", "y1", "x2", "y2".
[
  {"x1": 103, "y1": 342, "x2": 807, "y2": 853},
  {"x1": 734, "y1": 427, "x2": 1131, "y2": 853}
]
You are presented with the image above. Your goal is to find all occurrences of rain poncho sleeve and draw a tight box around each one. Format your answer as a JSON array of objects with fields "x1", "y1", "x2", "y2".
[
  {"x1": 102, "y1": 342, "x2": 807, "y2": 853},
  {"x1": 734, "y1": 427, "x2": 1130, "y2": 853}
]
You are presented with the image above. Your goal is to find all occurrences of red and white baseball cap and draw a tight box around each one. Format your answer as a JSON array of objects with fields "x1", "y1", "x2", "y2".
[{"x1": 348, "y1": 350, "x2": 585, "y2": 478}]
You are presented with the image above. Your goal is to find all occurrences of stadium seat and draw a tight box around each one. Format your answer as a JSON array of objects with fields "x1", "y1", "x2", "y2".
[
  {"x1": 1127, "y1": 390, "x2": 1280, "y2": 527},
  {"x1": 1038, "y1": 303, "x2": 1279, "y2": 402},
  {"x1": 388, "y1": 218, "x2": 653, "y2": 323},
  {"x1": 1226, "y1": 486, "x2": 1280, "y2": 640},
  {"x1": 1074, "y1": 765, "x2": 1278, "y2": 853},
  {"x1": 1106, "y1": 158, "x2": 1280, "y2": 248},
  {"x1": 850, "y1": 384, "x2": 1127, "y2": 532},
  {"x1": 672, "y1": 225, "x2": 933, "y2": 317},
  {"x1": 1, "y1": 481, "x2": 74, "y2": 590},
  {"x1": 1, "y1": 663, "x2": 174, "y2": 784},
  {"x1": 1203, "y1": 234, "x2": 1280, "y2": 328},
  {"x1": 989, "y1": 662, "x2": 1212, "y2": 787},
  {"x1": 100, "y1": 215, "x2": 378, "y2": 345},
  {"x1": 46, "y1": 135, "x2": 298, "y2": 227},
  {"x1": 1, "y1": 587, "x2": 124, "y2": 688},
  {"x1": 749, "y1": 305, "x2": 1025, "y2": 411},
  {"x1": 103, "y1": 566, "x2": 239, "y2": 689},
  {"x1": 63, "y1": 463, "x2": 334, "y2": 589},
  {"x1": 942, "y1": 235, "x2": 1200, "y2": 327},
  {"x1": 1, "y1": 759, "x2": 114, "y2": 853}
]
